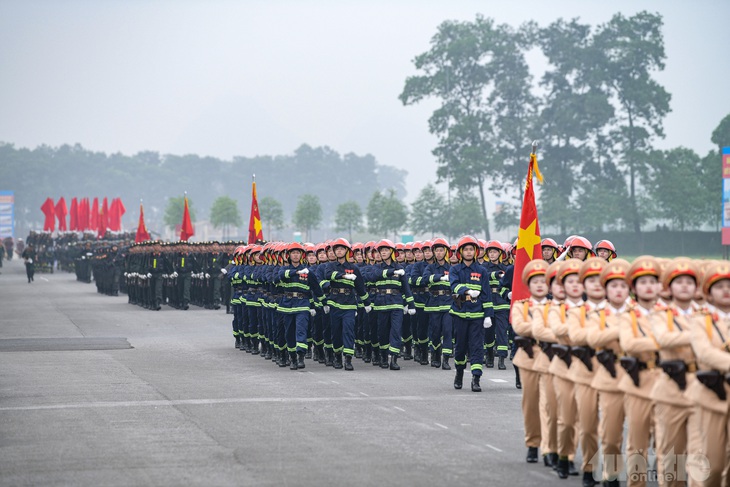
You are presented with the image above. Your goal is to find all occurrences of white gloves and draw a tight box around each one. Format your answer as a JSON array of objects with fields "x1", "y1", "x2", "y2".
[
  {"x1": 507, "y1": 292, "x2": 513, "y2": 300},
  {"x1": 172, "y1": 272, "x2": 178, "y2": 278},
  {"x1": 296, "y1": 268, "x2": 309, "y2": 275},
  {"x1": 439, "y1": 275, "x2": 449, "y2": 282},
  {"x1": 309, "y1": 309, "x2": 316, "y2": 317},
  {"x1": 364, "y1": 305, "x2": 372, "y2": 314},
  {"x1": 147, "y1": 273, "x2": 152, "y2": 278},
  {"x1": 123, "y1": 272, "x2": 128, "y2": 277},
  {"x1": 221, "y1": 268, "x2": 228, "y2": 274},
  {"x1": 407, "y1": 308, "x2": 416, "y2": 316},
  {"x1": 483, "y1": 317, "x2": 493, "y2": 329},
  {"x1": 205, "y1": 273, "x2": 210, "y2": 279},
  {"x1": 323, "y1": 305, "x2": 330, "y2": 314},
  {"x1": 403, "y1": 306, "x2": 408, "y2": 315},
  {"x1": 393, "y1": 269, "x2": 405, "y2": 277},
  {"x1": 342, "y1": 273, "x2": 357, "y2": 281},
  {"x1": 467, "y1": 289, "x2": 480, "y2": 298}
]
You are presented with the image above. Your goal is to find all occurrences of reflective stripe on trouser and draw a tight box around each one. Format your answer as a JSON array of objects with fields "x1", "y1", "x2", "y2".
[
  {"x1": 539, "y1": 373, "x2": 558, "y2": 455},
  {"x1": 552, "y1": 375, "x2": 577, "y2": 458},
  {"x1": 283, "y1": 311, "x2": 309, "y2": 353},
  {"x1": 624, "y1": 393, "x2": 655, "y2": 487},
  {"x1": 429, "y1": 311, "x2": 453, "y2": 356},
  {"x1": 574, "y1": 382, "x2": 599, "y2": 473},
  {"x1": 401, "y1": 313, "x2": 412, "y2": 344},
  {"x1": 377, "y1": 309, "x2": 403, "y2": 355},
  {"x1": 598, "y1": 390, "x2": 625, "y2": 481},
  {"x1": 331, "y1": 307, "x2": 357, "y2": 355},
  {"x1": 521, "y1": 368, "x2": 541, "y2": 448},
  {"x1": 493, "y1": 311, "x2": 510, "y2": 357},
  {"x1": 452, "y1": 316, "x2": 485, "y2": 376}
]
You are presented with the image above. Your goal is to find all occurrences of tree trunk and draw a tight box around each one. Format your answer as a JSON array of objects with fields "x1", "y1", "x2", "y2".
[
  {"x1": 477, "y1": 174, "x2": 491, "y2": 240},
  {"x1": 627, "y1": 110, "x2": 641, "y2": 234}
]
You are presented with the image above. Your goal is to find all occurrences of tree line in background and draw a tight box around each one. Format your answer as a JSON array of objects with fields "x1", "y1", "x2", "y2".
[{"x1": 401, "y1": 11, "x2": 730, "y2": 238}]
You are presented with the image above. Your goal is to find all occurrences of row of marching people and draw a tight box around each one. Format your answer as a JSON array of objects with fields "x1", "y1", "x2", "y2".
[{"x1": 512, "y1": 255, "x2": 729, "y2": 487}]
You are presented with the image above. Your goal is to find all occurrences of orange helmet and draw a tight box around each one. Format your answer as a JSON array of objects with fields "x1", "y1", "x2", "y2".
[
  {"x1": 331, "y1": 237, "x2": 353, "y2": 259},
  {"x1": 376, "y1": 239, "x2": 395, "y2": 250},
  {"x1": 288, "y1": 242, "x2": 305, "y2": 253},
  {"x1": 541, "y1": 238, "x2": 559, "y2": 260},
  {"x1": 563, "y1": 235, "x2": 578, "y2": 248},
  {"x1": 352, "y1": 242, "x2": 364, "y2": 253},
  {"x1": 404, "y1": 242, "x2": 414, "y2": 251},
  {"x1": 412, "y1": 241, "x2": 423, "y2": 251},
  {"x1": 395, "y1": 243, "x2": 405, "y2": 258},
  {"x1": 567, "y1": 236, "x2": 595, "y2": 260},
  {"x1": 477, "y1": 239, "x2": 488, "y2": 250},
  {"x1": 422, "y1": 240, "x2": 432, "y2": 250},
  {"x1": 486, "y1": 240, "x2": 502, "y2": 252},
  {"x1": 430, "y1": 237, "x2": 452, "y2": 258},
  {"x1": 594, "y1": 240, "x2": 617, "y2": 260},
  {"x1": 456, "y1": 235, "x2": 479, "y2": 261}
]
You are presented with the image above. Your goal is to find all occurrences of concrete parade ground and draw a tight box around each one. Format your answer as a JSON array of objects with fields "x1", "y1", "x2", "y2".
[{"x1": 1, "y1": 258, "x2": 578, "y2": 487}]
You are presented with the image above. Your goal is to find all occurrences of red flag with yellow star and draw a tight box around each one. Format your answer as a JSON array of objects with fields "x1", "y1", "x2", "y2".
[
  {"x1": 248, "y1": 177, "x2": 263, "y2": 244},
  {"x1": 511, "y1": 152, "x2": 544, "y2": 304}
]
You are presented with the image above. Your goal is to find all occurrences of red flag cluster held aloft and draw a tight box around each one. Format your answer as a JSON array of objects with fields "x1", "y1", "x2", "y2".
[
  {"x1": 135, "y1": 202, "x2": 151, "y2": 243},
  {"x1": 511, "y1": 146, "x2": 545, "y2": 305},
  {"x1": 40, "y1": 198, "x2": 55, "y2": 232},
  {"x1": 39, "y1": 196, "x2": 126, "y2": 234},
  {"x1": 55, "y1": 197, "x2": 68, "y2": 231}
]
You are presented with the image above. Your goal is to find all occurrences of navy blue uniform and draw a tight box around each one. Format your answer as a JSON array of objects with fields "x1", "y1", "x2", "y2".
[
  {"x1": 324, "y1": 260, "x2": 370, "y2": 358},
  {"x1": 366, "y1": 260, "x2": 415, "y2": 360}
]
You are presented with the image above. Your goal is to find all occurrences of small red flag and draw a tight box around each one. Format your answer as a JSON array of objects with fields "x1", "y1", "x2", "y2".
[
  {"x1": 41, "y1": 198, "x2": 55, "y2": 232},
  {"x1": 180, "y1": 195, "x2": 194, "y2": 241},
  {"x1": 248, "y1": 178, "x2": 263, "y2": 244},
  {"x1": 70, "y1": 198, "x2": 78, "y2": 231},
  {"x1": 98, "y1": 197, "x2": 109, "y2": 238},
  {"x1": 55, "y1": 197, "x2": 68, "y2": 232},
  {"x1": 135, "y1": 202, "x2": 151, "y2": 243},
  {"x1": 511, "y1": 152, "x2": 544, "y2": 305},
  {"x1": 90, "y1": 198, "x2": 99, "y2": 231}
]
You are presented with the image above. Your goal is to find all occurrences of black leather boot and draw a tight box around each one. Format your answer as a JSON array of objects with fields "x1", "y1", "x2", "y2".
[
  {"x1": 344, "y1": 355, "x2": 354, "y2": 371},
  {"x1": 602, "y1": 480, "x2": 619, "y2": 487},
  {"x1": 486, "y1": 348, "x2": 495, "y2": 368},
  {"x1": 235, "y1": 336, "x2": 241, "y2": 349},
  {"x1": 372, "y1": 348, "x2": 381, "y2": 366},
  {"x1": 413, "y1": 344, "x2": 421, "y2": 363},
  {"x1": 441, "y1": 355, "x2": 451, "y2": 370},
  {"x1": 277, "y1": 350, "x2": 287, "y2": 367},
  {"x1": 526, "y1": 447, "x2": 538, "y2": 463},
  {"x1": 355, "y1": 344, "x2": 362, "y2": 359},
  {"x1": 317, "y1": 345, "x2": 326, "y2": 364},
  {"x1": 389, "y1": 354, "x2": 400, "y2": 370},
  {"x1": 290, "y1": 352, "x2": 298, "y2": 370},
  {"x1": 297, "y1": 351, "x2": 306, "y2": 369},
  {"x1": 431, "y1": 349, "x2": 441, "y2": 368},
  {"x1": 549, "y1": 453, "x2": 559, "y2": 470},
  {"x1": 471, "y1": 375, "x2": 482, "y2": 392},
  {"x1": 363, "y1": 344, "x2": 372, "y2": 363},
  {"x1": 264, "y1": 343, "x2": 273, "y2": 360},
  {"x1": 334, "y1": 353, "x2": 343, "y2": 369},
  {"x1": 515, "y1": 366, "x2": 522, "y2": 389},
  {"x1": 582, "y1": 472, "x2": 598, "y2": 487},
  {"x1": 556, "y1": 458, "x2": 569, "y2": 479},
  {"x1": 498, "y1": 356, "x2": 506, "y2": 370},
  {"x1": 380, "y1": 350, "x2": 389, "y2": 369},
  {"x1": 403, "y1": 342, "x2": 413, "y2": 360},
  {"x1": 568, "y1": 461, "x2": 579, "y2": 476},
  {"x1": 420, "y1": 345, "x2": 430, "y2": 365},
  {"x1": 305, "y1": 345, "x2": 312, "y2": 360},
  {"x1": 324, "y1": 348, "x2": 334, "y2": 367},
  {"x1": 251, "y1": 338, "x2": 260, "y2": 355},
  {"x1": 454, "y1": 368, "x2": 464, "y2": 389}
]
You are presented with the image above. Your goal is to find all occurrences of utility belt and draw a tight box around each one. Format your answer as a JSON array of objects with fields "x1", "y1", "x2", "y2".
[
  {"x1": 596, "y1": 349, "x2": 619, "y2": 378},
  {"x1": 551, "y1": 344, "x2": 572, "y2": 367},
  {"x1": 376, "y1": 289, "x2": 400, "y2": 295},
  {"x1": 491, "y1": 287, "x2": 500, "y2": 293},
  {"x1": 430, "y1": 289, "x2": 451, "y2": 296},
  {"x1": 695, "y1": 370, "x2": 728, "y2": 401},
  {"x1": 412, "y1": 287, "x2": 426, "y2": 293},
  {"x1": 571, "y1": 346, "x2": 595, "y2": 372},
  {"x1": 619, "y1": 356, "x2": 657, "y2": 387},
  {"x1": 331, "y1": 288, "x2": 353, "y2": 295},
  {"x1": 540, "y1": 342, "x2": 555, "y2": 360},
  {"x1": 514, "y1": 336, "x2": 536, "y2": 359},
  {"x1": 284, "y1": 292, "x2": 307, "y2": 299},
  {"x1": 660, "y1": 360, "x2": 697, "y2": 391}
]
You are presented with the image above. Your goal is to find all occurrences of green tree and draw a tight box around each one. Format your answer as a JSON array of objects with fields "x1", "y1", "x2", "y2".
[
  {"x1": 367, "y1": 190, "x2": 409, "y2": 240},
  {"x1": 593, "y1": 11, "x2": 671, "y2": 232},
  {"x1": 209, "y1": 196, "x2": 241, "y2": 239},
  {"x1": 163, "y1": 196, "x2": 195, "y2": 231},
  {"x1": 334, "y1": 201, "x2": 364, "y2": 241},
  {"x1": 699, "y1": 149, "x2": 722, "y2": 230},
  {"x1": 443, "y1": 190, "x2": 487, "y2": 239},
  {"x1": 259, "y1": 196, "x2": 285, "y2": 239},
  {"x1": 410, "y1": 184, "x2": 446, "y2": 237},
  {"x1": 646, "y1": 148, "x2": 705, "y2": 231},
  {"x1": 292, "y1": 194, "x2": 322, "y2": 241},
  {"x1": 711, "y1": 114, "x2": 730, "y2": 152}
]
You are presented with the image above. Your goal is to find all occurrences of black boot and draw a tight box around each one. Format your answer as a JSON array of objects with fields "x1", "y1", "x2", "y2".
[
  {"x1": 235, "y1": 336, "x2": 241, "y2": 349},
  {"x1": 548, "y1": 453, "x2": 559, "y2": 469},
  {"x1": 441, "y1": 355, "x2": 451, "y2": 370},
  {"x1": 251, "y1": 338, "x2": 260, "y2": 355},
  {"x1": 413, "y1": 344, "x2": 421, "y2": 363},
  {"x1": 389, "y1": 354, "x2": 400, "y2": 370},
  {"x1": 344, "y1": 354, "x2": 354, "y2": 371},
  {"x1": 556, "y1": 458, "x2": 569, "y2": 479},
  {"x1": 568, "y1": 461, "x2": 579, "y2": 476},
  {"x1": 526, "y1": 447, "x2": 538, "y2": 463},
  {"x1": 471, "y1": 375, "x2": 481, "y2": 392},
  {"x1": 278, "y1": 350, "x2": 287, "y2": 367},
  {"x1": 305, "y1": 345, "x2": 312, "y2": 360},
  {"x1": 602, "y1": 480, "x2": 619, "y2": 487},
  {"x1": 515, "y1": 366, "x2": 522, "y2": 389},
  {"x1": 297, "y1": 351, "x2": 306, "y2": 369},
  {"x1": 431, "y1": 349, "x2": 441, "y2": 368},
  {"x1": 312, "y1": 345, "x2": 320, "y2": 363},
  {"x1": 498, "y1": 356, "x2": 506, "y2": 370},
  {"x1": 403, "y1": 342, "x2": 413, "y2": 360},
  {"x1": 543, "y1": 454, "x2": 553, "y2": 468},
  {"x1": 264, "y1": 343, "x2": 273, "y2": 360},
  {"x1": 363, "y1": 344, "x2": 372, "y2": 363},
  {"x1": 372, "y1": 348, "x2": 381, "y2": 366},
  {"x1": 324, "y1": 348, "x2": 334, "y2": 367},
  {"x1": 380, "y1": 350, "x2": 389, "y2": 369},
  {"x1": 486, "y1": 348, "x2": 495, "y2": 368},
  {"x1": 355, "y1": 344, "x2": 362, "y2": 359},
  {"x1": 317, "y1": 345, "x2": 326, "y2": 364},
  {"x1": 582, "y1": 472, "x2": 598, "y2": 487},
  {"x1": 454, "y1": 368, "x2": 464, "y2": 389},
  {"x1": 334, "y1": 353, "x2": 343, "y2": 370},
  {"x1": 420, "y1": 345, "x2": 430, "y2": 365},
  {"x1": 290, "y1": 352, "x2": 298, "y2": 370}
]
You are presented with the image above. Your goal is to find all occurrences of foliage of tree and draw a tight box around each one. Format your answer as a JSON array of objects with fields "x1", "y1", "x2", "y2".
[
  {"x1": 334, "y1": 201, "x2": 364, "y2": 241},
  {"x1": 209, "y1": 196, "x2": 241, "y2": 239},
  {"x1": 367, "y1": 190, "x2": 409, "y2": 240},
  {"x1": 443, "y1": 190, "x2": 487, "y2": 239},
  {"x1": 292, "y1": 194, "x2": 322, "y2": 241},
  {"x1": 410, "y1": 184, "x2": 446, "y2": 237},
  {"x1": 163, "y1": 196, "x2": 195, "y2": 231},
  {"x1": 712, "y1": 114, "x2": 730, "y2": 151}
]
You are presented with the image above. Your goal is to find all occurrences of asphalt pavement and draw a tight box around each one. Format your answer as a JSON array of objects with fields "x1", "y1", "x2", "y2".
[{"x1": 0, "y1": 258, "x2": 582, "y2": 487}]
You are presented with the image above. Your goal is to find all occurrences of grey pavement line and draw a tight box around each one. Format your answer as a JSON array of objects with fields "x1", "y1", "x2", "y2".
[{"x1": 0, "y1": 394, "x2": 483, "y2": 412}]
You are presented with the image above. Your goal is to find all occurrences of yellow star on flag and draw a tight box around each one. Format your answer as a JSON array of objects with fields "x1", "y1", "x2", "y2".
[{"x1": 517, "y1": 219, "x2": 541, "y2": 255}]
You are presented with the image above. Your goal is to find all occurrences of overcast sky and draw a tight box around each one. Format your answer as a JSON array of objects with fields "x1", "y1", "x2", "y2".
[{"x1": 1, "y1": 0, "x2": 728, "y2": 204}]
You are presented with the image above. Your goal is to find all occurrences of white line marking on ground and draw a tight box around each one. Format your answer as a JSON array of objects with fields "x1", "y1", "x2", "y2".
[
  {"x1": 393, "y1": 406, "x2": 405, "y2": 412},
  {"x1": 486, "y1": 444, "x2": 503, "y2": 452},
  {"x1": 489, "y1": 379, "x2": 508, "y2": 383},
  {"x1": 460, "y1": 423, "x2": 471, "y2": 426},
  {"x1": 40, "y1": 277, "x2": 49, "y2": 282},
  {"x1": 307, "y1": 371, "x2": 315, "y2": 375},
  {"x1": 0, "y1": 396, "x2": 434, "y2": 412},
  {"x1": 359, "y1": 392, "x2": 369, "y2": 397},
  {"x1": 330, "y1": 380, "x2": 339, "y2": 384},
  {"x1": 434, "y1": 423, "x2": 448, "y2": 430}
]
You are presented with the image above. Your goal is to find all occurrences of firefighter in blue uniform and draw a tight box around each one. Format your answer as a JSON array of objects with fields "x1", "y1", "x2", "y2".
[
  {"x1": 367, "y1": 239, "x2": 416, "y2": 370},
  {"x1": 324, "y1": 238, "x2": 371, "y2": 370},
  {"x1": 228, "y1": 246, "x2": 246, "y2": 349},
  {"x1": 422, "y1": 238, "x2": 453, "y2": 369},
  {"x1": 449, "y1": 235, "x2": 494, "y2": 392},
  {"x1": 483, "y1": 240, "x2": 511, "y2": 370}
]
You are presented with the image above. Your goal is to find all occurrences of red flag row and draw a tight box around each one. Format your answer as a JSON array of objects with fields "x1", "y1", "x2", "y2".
[{"x1": 40, "y1": 197, "x2": 126, "y2": 235}]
